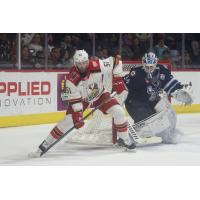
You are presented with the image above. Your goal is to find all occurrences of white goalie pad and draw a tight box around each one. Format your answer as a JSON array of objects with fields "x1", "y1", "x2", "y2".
[
  {"x1": 134, "y1": 97, "x2": 176, "y2": 138},
  {"x1": 134, "y1": 109, "x2": 171, "y2": 138}
]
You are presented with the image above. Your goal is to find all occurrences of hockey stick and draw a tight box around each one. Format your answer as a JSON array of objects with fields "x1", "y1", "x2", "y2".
[
  {"x1": 127, "y1": 120, "x2": 141, "y2": 144},
  {"x1": 112, "y1": 56, "x2": 118, "y2": 143},
  {"x1": 128, "y1": 119, "x2": 162, "y2": 145},
  {"x1": 127, "y1": 110, "x2": 166, "y2": 145},
  {"x1": 40, "y1": 92, "x2": 117, "y2": 157}
]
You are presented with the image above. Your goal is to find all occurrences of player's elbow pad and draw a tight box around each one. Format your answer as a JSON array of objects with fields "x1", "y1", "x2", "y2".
[{"x1": 171, "y1": 89, "x2": 193, "y2": 105}]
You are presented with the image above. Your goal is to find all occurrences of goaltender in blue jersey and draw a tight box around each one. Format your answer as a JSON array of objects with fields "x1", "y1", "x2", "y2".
[{"x1": 123, "y1": 52, "x2": 193, "y2": 144}]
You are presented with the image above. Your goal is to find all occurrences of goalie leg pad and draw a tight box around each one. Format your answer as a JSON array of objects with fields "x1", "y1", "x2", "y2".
[
  {"x1": 157, "y1": 106, "x2": 182, "y2": 144},
  {"x1": 135, "y1": 103, "x2": 177, "y2": 139},
  {"x1": 152, "y1": 96, "x2": 180, "y2": 143},
  {"x1": 160, "y1": 129, "x2": 183, "y2": 144}
]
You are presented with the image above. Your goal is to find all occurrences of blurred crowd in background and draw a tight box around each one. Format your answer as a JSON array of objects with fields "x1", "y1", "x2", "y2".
[{"x1": 0, "y1": 33, "x2": 200, "y2": 70}]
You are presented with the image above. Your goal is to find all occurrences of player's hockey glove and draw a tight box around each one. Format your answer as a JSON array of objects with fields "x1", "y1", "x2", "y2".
[
  {"x1": 113, "y1": 76, "x2": 128, "y2": 105},
  {"x1": 72, "y1": 111, "x2": 84, "y2": 129},
  {"x1": 113, "y1": 76, "x2": 126, "y2": 94}
]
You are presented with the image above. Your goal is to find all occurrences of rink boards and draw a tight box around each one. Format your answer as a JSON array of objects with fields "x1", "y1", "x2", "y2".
[{"x1": 0, "y1": 62, "x2": 200, "y2": 127}]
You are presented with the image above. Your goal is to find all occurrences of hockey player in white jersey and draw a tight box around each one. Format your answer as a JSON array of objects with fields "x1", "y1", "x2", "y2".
[
  {"x1": 30, "y1": 50, "x2": 135, "y2": 157},
  {"x1": 124, "y1": 52, "x2": 193, "y2": 144}
]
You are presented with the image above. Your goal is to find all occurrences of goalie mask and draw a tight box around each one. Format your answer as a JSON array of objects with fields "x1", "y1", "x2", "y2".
[
  {"x1": 142, "y1": 52, "x2": 158, "y2": 77},
  {"x1": 73, "y1": 50, "x2": 89, "y2": 73}
]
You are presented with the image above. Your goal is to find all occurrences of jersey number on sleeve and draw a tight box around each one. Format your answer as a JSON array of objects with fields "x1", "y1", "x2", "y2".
[
  {"x1": 103, "y1": 62, "x2": 111, "y2": 67},
  {"x1": 65, "y1": 87, "x2": 72, "y2": 94}
]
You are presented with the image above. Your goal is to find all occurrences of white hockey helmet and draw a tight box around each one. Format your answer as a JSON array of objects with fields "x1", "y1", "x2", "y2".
[
  {"x1": 142, "y1": 52, "x2": 158, "y2": 75},
  {"x1": 73, "y1": 50, "x2": 89, "y2": 72}
]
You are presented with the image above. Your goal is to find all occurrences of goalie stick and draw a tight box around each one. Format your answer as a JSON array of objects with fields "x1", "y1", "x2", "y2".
[
  {"x1": 127, "y1": 120, "x2": 141, "y2": 144},
  {"x1": 128, "y1": 120, "x2": 162, "y2": 145},
  {"x1": 39, "y1": 92, "x2": 117, "y2": 157},
  {"x1": 127, "y1": 111, "x2": 164, "y2": 145}
]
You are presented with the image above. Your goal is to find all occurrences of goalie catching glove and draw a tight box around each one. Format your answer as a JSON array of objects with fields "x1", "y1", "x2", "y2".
[{"x1": 171, "y1": 88, "x2": 193, "y2": 105}]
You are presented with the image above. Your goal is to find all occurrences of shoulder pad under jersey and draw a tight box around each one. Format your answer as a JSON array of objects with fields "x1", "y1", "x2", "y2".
[
  {"x1": 88, "y1": 59, "x2": 101, "y2": 73},
  {"x1": 129, "y1": 66, "x2": 145, "y2": 77},
  {"x1": 156, "y1": 64, "x2": 171, "y2": 74},
  {"x1": 67, "y1": 66, "x2": 81, "y2": 86}
]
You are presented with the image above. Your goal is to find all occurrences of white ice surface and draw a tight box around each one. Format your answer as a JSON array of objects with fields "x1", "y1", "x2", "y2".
[{"x1": 0, "y1": 113, "x2": 200, "y2": 166}]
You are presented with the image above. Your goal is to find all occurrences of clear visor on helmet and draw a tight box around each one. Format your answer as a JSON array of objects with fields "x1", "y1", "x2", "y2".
[{"x1": 75, "y1": 60, "x2": 89, "y2": 73}]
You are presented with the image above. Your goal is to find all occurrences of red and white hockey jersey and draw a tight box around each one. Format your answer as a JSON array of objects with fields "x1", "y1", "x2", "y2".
[{"x1": 65, "y1": 57, "x2": 125, "y2": 104}]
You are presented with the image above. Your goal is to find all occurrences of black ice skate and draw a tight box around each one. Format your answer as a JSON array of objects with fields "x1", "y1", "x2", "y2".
[
  {"x1": 28, "y1": 140, "x2": 49, "y2": 158},
  {"x1": 38, "y1": 140, "x2": 49, "y2": 152},
  {"x1": 117, "y1": 138, "x2": 136, "y2": 151}
]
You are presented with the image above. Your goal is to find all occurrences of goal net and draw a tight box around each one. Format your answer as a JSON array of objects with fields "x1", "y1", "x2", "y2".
[{"x1": 66, "y1": 110, "x2": 116, "y2": 145}]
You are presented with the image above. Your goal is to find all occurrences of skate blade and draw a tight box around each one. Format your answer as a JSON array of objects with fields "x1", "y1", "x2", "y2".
[
  {"x1": 123, "y1": 148, "x2": 136, "y2": 153},
  {"x1": 114, "y1": 144, "x2": 136, "y2": 153}
]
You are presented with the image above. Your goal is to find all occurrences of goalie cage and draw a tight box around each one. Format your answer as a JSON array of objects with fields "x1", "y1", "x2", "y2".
[{"x1": 65, "y1": 61, "x2": 172, "y2": 145}]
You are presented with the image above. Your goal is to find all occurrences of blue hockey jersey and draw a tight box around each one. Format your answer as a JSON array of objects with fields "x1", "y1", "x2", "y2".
[{"x1": 123, "y1": 64, "x2": 183, "y2": 103}]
